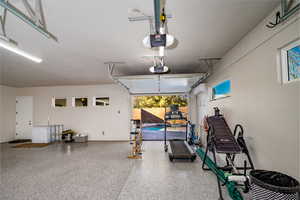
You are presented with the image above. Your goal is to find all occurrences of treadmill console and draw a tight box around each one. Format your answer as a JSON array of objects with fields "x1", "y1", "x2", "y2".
[
  {"x1": 165, "y1": 105, "x2": 185, "y2": 120},
  {"x1": 165, "y1": 113, "x2": 183, "y2": 120}
]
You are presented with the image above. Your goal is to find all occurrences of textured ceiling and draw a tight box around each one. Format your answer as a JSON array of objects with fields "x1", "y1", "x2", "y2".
[{"x1": 0, "y1": 0, "x2": 280, "y2": 87}]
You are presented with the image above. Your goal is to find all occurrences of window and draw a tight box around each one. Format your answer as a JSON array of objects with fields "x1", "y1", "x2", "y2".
[
  {"x1": 52, "y1": 97, "x2": 67, "y2": 107},
  {"x1": 55, "y1": 98, "x2": 67, "y2": 107},
  {"x1": 93, "y1": 97, "x2": 109, "y2": 106},
  {"x1": 211, "y1": 80, "x2": 231, "y2": 100},
  {"x1": 73, "y1": 97, "x2": 88, "y2": 107},
  {"x1": 287, "y1": 45, "x2": 300, "y2": 81},
  {"x1": 281, "y1": 39, "x2": 300, "y2": 83}
]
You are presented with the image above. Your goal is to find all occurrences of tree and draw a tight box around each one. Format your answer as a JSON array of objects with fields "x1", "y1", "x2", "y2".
[{"x1": 133, "y1": 95, "x2": 188, "y2": 108}]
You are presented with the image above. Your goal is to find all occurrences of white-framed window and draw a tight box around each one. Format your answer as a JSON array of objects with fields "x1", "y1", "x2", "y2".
[
  {"x1": 280, "y1": 39, "x2": 300, "y2": 83},
  {"x1": 93, "y1": 97, "x2": 109, "y2": 106},
  {"x1": 52, "y1": 97, "x2": 67, "y2": 107},
  {"x1": 211, "y1": 80, "x2": 231, "y2": 101},
  {"x1": 72, "y1": 97, "x2": 88, "y2": 107}
]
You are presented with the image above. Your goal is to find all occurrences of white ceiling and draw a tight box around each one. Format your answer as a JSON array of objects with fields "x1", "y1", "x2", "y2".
[{"x1": 0, "y1": 0, "x2": 279, "y2": 87}]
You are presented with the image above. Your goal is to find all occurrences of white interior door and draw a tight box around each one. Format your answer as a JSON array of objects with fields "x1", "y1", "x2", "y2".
[{"x1": 16, "y1": 96, "x2": 33, "y2": 139}]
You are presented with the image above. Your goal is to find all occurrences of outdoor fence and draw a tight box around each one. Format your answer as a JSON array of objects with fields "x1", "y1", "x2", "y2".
[{"x1": 132, "y1": 107, "x2": 188, "y2": 124}]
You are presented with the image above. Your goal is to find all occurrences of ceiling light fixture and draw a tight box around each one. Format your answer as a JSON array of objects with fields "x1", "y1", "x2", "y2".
[{"x1": 0, "y1": 37, "x2": 42, "y2": 63}]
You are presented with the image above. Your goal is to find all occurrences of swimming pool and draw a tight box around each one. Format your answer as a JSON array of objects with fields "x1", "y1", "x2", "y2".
[
  {"x1": 142, "y1": 125, "x2": 164, "y2": 131},
  {"x1": 142, "y1": 125, "x2": 186, "y2": 140}
]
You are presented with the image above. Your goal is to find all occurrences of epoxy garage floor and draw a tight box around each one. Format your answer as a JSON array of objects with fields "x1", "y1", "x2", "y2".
[{"x1": 1, "y1": 142, "x2": 246, "y2": 200}]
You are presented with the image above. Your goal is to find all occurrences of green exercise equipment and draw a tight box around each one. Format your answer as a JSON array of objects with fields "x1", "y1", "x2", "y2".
[{"x1": 196, "y1": 148, "x2": 244, "y2": 200}]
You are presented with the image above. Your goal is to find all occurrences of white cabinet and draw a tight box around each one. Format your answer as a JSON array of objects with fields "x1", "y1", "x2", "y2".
[{"x1": 32, "y1": 126, "x2": 51, "y2": 143}]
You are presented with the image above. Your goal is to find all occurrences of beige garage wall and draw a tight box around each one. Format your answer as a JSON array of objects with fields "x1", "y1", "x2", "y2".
[
  {"x1": 0, "y1": 86, "x2": 2, "y2": 142},
  {"x1": 203, "y1": 10, "x2": 300, "y2": 179},
  {"x1": 0, "y1": 85, "x2": 17, "y2": 143},
  {"x1": 16, "y1": 84, "x2": 131, "y2": 141}
]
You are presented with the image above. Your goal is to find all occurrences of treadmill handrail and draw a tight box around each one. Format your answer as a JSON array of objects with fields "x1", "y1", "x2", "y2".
[{"x1": 165, "y1": 117, "x2": 187, "y2": 121}]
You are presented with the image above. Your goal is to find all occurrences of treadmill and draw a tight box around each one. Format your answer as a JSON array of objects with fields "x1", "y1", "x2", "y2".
[{"x1": 164, "y1": 105, "x2": 196, "y2": 162}]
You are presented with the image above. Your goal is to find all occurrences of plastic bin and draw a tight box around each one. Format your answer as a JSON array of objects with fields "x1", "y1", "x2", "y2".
[
  {"x1": 250, "y1": 170, "x2": 300, "y2": 200},
  {"x1": 74, "y1": 135, "x2": 88, "y2": 143}
]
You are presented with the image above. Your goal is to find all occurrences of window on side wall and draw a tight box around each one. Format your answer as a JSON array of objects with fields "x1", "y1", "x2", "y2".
[
  {"x1": 211, "y1": 80, "x2": 231, "y2": 101},
  {"x1": 280, "y1": 39, "x2": 300, "y2": 83},
  {"x1": 72, "y1": 97, "x2": 88, "y2": 107},
  {"x1": 93, "y1": 97, "x2": 109, "y2": 106},
  {"x1": 52, "y1": 97, "x2": 67, "y2": 107}
]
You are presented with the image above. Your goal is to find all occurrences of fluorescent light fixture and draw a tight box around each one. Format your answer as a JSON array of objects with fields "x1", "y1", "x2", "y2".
[{"x1": 0, "y1": 38, "x2": 42, "y2": 63}]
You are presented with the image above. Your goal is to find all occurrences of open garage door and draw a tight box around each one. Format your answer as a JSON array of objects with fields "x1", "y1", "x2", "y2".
[{"x1": 114, "y1": 73, "x2": 205, "y2": 94}]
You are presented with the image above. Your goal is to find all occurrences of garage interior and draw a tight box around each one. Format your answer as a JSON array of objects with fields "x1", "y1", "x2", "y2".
[{"x1": 0, "y1": 0, "x2": 299, "y2": 200}]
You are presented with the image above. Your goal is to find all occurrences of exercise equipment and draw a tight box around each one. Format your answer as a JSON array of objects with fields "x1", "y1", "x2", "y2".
[
  {"x1": 164, "y1": 105, "x2": 196, "y2": 162},
  {"x1": 187, "y1": 123, "x2": 199, "y2": 145},
  {"x1": 197, "y1": 148, "x2": 244, "y2": 200},
  {"x1": 200, "y1": 107, "x2": 254, "y2": 200},
  {"x1": 128, "y1": 120, "x2": 143, "y2": 159}
]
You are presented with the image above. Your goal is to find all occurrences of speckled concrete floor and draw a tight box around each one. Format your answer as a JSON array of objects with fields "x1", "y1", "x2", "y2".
[{"x1": 1, "y1": 141, "x2": 249, "y2": 200}]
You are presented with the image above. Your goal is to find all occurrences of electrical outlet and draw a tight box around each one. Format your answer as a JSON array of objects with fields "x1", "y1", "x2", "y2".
[{"x1": 102, "y1": 131, "x2": 105, "y2": 135}]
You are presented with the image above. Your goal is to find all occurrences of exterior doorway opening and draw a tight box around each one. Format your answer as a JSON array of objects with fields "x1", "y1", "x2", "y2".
[{"x1": 132, "y1": 95, "x2": 188, "y2": 141}]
